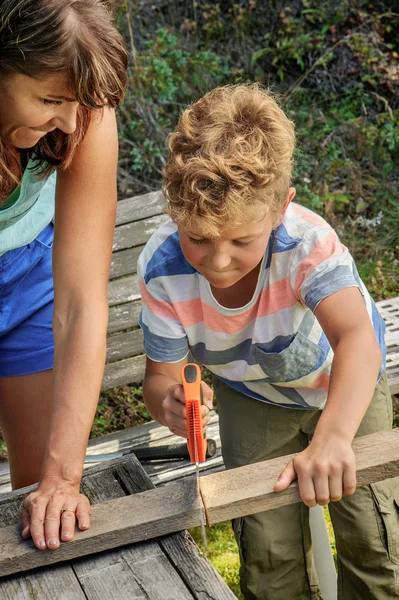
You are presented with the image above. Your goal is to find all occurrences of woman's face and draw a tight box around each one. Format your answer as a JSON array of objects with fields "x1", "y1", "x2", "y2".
[{"x1": 0, "y1": 72, "x2": 79, "y2": 149}]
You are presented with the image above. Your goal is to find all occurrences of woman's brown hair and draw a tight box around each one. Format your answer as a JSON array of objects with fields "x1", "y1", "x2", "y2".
[{"x1": 0, "y1": 0, "x2": 128, "y2": 197}]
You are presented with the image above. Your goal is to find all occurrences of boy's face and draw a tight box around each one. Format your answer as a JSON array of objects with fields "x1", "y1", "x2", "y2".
[{"x1": 179, "y1": 189, "x2": 295, "y2": 289}]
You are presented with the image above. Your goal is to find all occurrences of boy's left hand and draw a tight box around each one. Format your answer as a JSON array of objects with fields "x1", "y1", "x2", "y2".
[{"x1": 274, "y1": 435, "x2": 357, "y2": 506}]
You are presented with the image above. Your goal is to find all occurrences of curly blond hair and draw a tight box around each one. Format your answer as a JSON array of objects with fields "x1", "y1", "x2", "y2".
[{"x1": 163, "y1": 83, "x2": 295, "y2": 237}]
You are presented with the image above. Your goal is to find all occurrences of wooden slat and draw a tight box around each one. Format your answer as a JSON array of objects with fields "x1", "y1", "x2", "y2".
[
  {"x1": 109, "y1": 246, "x2": 143, "y2": 280},
  {"x1": 113, "y1": 214, "x2": 168, "y2": 252},
  {"x1": 0, "y1": 565, "x2": 87, "y2": 599},
  {"x1": 115, "y1": 191, "x2": 166, "y2": 227},
  {"x1": 118, "y1": 458, "x2": 237, "y2": 600},
  {"x1": 108, "y1": 275, "x2": 139, "y2": 307},
  {"x1": 73, "y1": 458, "x2": 197, "y2": 600},
  {"x1": 102, "y1": 355, "x2": 146, "y2": 390},
  {"x1": 1, "y1": 429, "x2": 399, "y2": 577},
  {"x1": 107, "y1": 300, "x2": 141, "y2": 334},
  {"x1": 106, "y1": 329, "x2": 143, "y2": 363}
]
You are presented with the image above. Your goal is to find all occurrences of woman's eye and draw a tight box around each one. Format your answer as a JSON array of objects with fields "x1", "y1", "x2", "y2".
[{"x1": 43, "y1": 99, "x2": 62, "y2": 106}]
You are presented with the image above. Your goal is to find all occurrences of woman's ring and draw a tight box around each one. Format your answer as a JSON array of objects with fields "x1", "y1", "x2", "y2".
[{"x1": 61, "y1": 507, "x2": 75, "y2": 514}]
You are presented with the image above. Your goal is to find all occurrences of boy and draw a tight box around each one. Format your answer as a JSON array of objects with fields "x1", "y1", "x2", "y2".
[{"x1": 137, "y1": 84, "x2": 398, "y2": 600}]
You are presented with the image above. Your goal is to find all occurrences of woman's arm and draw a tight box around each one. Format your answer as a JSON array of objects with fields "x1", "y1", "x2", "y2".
[
  {"x1": 275, "y1": 286, "x2": 382, "y2": 505},
  {"x1": 21, "y1": 108, "x2": 118, "y2": 550}
]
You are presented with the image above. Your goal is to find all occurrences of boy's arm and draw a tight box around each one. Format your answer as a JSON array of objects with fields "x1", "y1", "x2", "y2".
[
  {"x1": 275, "y1": 286, "x2": 382, "y2": 506},
  {"x1": 144, "y1": 357, "x2": 213, "y2": 439}
]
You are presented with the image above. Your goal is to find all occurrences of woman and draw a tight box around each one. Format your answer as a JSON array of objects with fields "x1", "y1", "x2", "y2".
[{"x1": 0, "y1": 0, "x2": 127, "y2": 551}]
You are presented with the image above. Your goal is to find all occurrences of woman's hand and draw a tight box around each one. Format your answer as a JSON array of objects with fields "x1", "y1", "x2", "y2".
[
  {"x1": 161, "y1": 380, "x2": 213, "y2": 439},
  {"x1": 21, "y1": 478, "x2": 90, "y2": 550},
  {"x1": 274, "y1": 434, "x2": 357, "y2": 506}
]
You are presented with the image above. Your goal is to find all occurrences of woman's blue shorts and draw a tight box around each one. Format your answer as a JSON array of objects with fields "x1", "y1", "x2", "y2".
[{"x1": 0, "y1": 223, "x2": 55, "y2": 377}]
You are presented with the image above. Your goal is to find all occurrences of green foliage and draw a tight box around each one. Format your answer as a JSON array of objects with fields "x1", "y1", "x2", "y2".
[
  {"x1": 91, "y1": 383, "x2": 151, "y2": 438},
  {"x1": 117, "y1": 27, "x2": 228, "y2": 193},
  {"x1": 116, "y1": 0, "x2": 398, "y2": 287}
]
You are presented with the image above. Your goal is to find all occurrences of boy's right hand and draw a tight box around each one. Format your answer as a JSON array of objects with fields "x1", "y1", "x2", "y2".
[{"x1": 161, "y1": 381, "x2": 213, "y2": 439}]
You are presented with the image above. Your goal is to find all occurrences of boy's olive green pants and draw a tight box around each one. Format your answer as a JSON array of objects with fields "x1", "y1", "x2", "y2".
[{"x1": 215, "y1": 373, "x2": 399, "y2": 600}]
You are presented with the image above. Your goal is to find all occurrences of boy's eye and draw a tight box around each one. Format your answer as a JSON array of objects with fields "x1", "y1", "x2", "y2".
[
  {"x1": 188, "y1": 236, "x2": 207, "y2": 245},
  {"x1": 43, "y1": 99, "x2": 63, "y2": 106},
  {"x1": 233, "y1": 240, "x2": 250, "y2": 247}
]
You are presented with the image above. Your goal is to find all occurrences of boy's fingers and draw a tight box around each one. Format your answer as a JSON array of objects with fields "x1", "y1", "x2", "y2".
[
  {"x1": 200, "y1": 381, "x2": 214, "y2": 407},
  {"x1": 274, "y1": 460, "x2": 296, "y2": 492},
  {"x1": 342, "y1": 469, "x2": 357, "y2": 497},
  {"x1": 297, "y1": 472, "x2": 317, "y2": 507},
  {"x1": 170, "y1": 383, "x2": 185, "y2": 403},
  {"x1": 313, "y1": 475, "x2": 330, "y2": 506},
  {"x1": 329, "y1": 474, "x2": 343, "y2": 502}
]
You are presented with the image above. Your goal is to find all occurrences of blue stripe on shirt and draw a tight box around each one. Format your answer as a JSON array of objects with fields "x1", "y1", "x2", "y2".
[
  {"x1": 144, "y1": 231, "x2": 196, "y2": 284},
  {"x1": 139, "y1": 316, "x2": 189, "y2": 362}
]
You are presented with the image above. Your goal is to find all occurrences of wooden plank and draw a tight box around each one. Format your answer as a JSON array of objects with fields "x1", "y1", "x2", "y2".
[
  {"x1": 107, "y1": 300, "x2": 141, "y2": 335},
  {"x1": 108, "y1": 275, "x2": 140, "y2": 307},
  {"x1": 113, "y1": 214, "x2": 168, "y2": 253},
  {"x1": 0, "y1": 565, "x2": 87, "y2": 599},
  {"x1": 73, "y1": 458, "x2": 197, "y2": 600},
  {"x1": 2, "y1": 429, "x2": 399, "y2": 577},
  {"x1": 102, "y1": 355, "x2": 146, "y2": 389},
  {"x1": 117, "y1": 456, "x2": 237, "y2": 600},
  {"x1": 106, "y1": 329, "x2": 143, "y2": 363},
  {"x1": 115, "y1": 191, "x2": 166, "y2": 227},
  {"x1": 201, "y1": 428, "x2": 399, "y2": 525},
  {"x1": 110, "y1": 246, "x2": 143, "y2": 280}
]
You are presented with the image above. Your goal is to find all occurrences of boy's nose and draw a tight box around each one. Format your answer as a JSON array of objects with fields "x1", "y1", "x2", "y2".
[{"x1": 209, "y1": 249, "x2": 231, "y2": 271}]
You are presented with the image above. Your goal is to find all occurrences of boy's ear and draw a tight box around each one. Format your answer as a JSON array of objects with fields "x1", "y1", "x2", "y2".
[{"x1": 275, "y1": 187, "x2": 296, "y2": 225}]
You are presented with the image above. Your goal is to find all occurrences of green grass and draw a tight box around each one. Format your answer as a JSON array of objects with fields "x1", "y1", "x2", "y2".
[{"x1": 190, "y1": 521, "x2": 244, "y2": 599}]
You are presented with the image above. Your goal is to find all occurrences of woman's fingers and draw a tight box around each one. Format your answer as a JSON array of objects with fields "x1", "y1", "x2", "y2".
[
  {"x1": 21, "y1": 490, "x2": 91, "y2": 550},
  {"x1": 76, "y1": 498, "x2": 91, "y2": 531},
  {"x1": 25, "y1": 496, "x2": 49, "y2": 550},
  {"x1": 21, "y1": 502, "x2": 31, "y2": 539},
  {"x1": 44, "y1": 496, "x2": 72, "y2": 549}
]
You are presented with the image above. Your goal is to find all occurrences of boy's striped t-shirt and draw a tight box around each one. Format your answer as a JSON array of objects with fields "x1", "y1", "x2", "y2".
[{"x1": 137, "y1": 202, "x2": 386, "y2": 410}]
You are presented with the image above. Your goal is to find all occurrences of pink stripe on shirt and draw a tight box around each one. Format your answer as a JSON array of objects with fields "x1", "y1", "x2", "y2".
[{"x1": 294, "y1": 231, "x2": 346, "y2": 301}]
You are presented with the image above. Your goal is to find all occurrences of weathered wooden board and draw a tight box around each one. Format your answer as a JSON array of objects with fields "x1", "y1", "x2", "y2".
[
  {"x1": 107, "y1": 300, "x2": 141, "y2": 335},
  {"x1": 0, "y1": 455, "x2": 235, "y2": 599},
  {"x1": 115, "y1": 191, "x2": 165, "y2": 227},
  {"x1": 72, "y1": 461, "x2": 200, "y2": 600},
  {"x1": 110, "y1": 245, "x2": 143, "y2": 279},
  {"x1": 102, "y1": 355, "x2": 146, "y2": 390},
  {"x1": 113, "y1": 214, "x2": 168, "y2": 253},
  {"x1": 0, "y1": 565, "x2": 87, "y2": 599},
  {"x1": 201, "y1": 428, "x2": 399, "y2": 524},
  {"x1": 1, "y1": 429, "x2": 399, "y2": 578}
]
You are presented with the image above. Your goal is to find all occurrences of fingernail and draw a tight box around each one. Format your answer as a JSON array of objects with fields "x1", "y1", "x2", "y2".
[
  {"x1": 62, "y1": 531, "x2": 72, "y2": 540},
  {"x1": 48, "y1": 538, "x2": 58, "y2": 548},
  {"x1": 80, "y1": 522, "x2": 88, "y2": 529},
  {"x1": 38, "y1": 539, "x2": 46, "y2": 548}
]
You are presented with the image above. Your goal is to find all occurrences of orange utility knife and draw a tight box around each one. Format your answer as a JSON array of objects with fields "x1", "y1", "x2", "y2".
[{"x1": 181, "y1": 362, "x2": 208, "y2": 546}]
